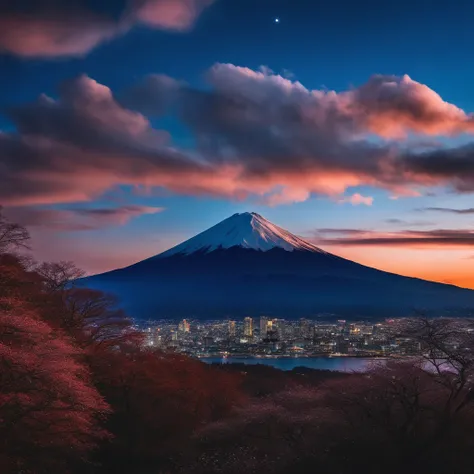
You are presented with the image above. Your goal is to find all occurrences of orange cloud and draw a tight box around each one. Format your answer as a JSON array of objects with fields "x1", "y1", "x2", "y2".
[
  {"x1": 353, "y1": 74, "x2": 474, "y2": 138},
  {"x1": 204, "y1": 65, "x2": 474, "y2": 139}
]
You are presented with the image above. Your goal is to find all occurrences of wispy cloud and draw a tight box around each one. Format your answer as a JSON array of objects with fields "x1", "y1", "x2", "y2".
[
  {"x1": 385, "y1": 218, "x2": 435, "y2": 226},
  {"x1": 313, "y1": 228, "x2": 474, "y2": 247},
  {"x1": 3, "y1": 205, "x2": 164, "y2": 231},
  {"x1": 419, "y1": 207, "x2": 474, "y2": 214}
]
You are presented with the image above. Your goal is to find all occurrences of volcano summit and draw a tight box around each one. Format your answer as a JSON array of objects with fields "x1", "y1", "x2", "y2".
[{"x1": 82, "y1": 212, "x2": 474, "y2": 319}]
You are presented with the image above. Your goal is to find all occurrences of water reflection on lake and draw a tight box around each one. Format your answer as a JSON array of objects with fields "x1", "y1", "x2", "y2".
[{"x1": 201, "y1": 356, "x2": 386, "y2": 372}]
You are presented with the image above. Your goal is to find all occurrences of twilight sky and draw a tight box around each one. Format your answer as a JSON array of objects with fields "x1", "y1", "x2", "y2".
[{"x1": 2, "y1": 0, "x2": 474, "y2": 287}]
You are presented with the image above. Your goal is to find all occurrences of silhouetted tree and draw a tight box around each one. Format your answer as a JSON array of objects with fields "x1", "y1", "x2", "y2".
[
  {"x1": 34, "y1": 260, "x2": 139, "y2": 350},
  {"x1": 0, "y1": 206, "x2": 30, "y2": 253}
]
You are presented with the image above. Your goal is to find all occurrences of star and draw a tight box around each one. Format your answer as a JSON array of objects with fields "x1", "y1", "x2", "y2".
[{"x1": 274, "y1": 17, "x2": 280, "y2": 24}]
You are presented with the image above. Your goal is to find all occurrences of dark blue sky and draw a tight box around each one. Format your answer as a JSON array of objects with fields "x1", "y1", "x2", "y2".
[{"x1": 2, "y1": 0, "x2": 473, "y2": 107}]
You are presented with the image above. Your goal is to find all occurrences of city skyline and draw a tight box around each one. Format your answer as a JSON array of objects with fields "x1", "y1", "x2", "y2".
[
  {"x1": 3, "y1": 1, "x2": 474, "y2": 288},
  {"x1": 140, "y1": 315, "x2": 422, "y2": 360}
]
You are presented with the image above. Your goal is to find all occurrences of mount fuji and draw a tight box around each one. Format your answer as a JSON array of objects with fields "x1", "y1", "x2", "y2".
[{"x1": 81, "y1": 212, "x2": 474, "y2": 319}]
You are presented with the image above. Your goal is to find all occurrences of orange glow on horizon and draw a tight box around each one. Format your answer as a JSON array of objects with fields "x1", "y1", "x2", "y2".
[{"x1": 330, "y1": 245, "x2": 474, "y2": 290}]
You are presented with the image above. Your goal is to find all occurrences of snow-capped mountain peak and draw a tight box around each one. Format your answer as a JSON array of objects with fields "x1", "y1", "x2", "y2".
[{"x1": 159, "y1": 212, "x2": 325, "y2": 258}]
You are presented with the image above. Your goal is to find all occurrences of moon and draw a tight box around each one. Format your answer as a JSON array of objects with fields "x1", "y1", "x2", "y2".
[{"x1": 274, "y1": 17, "x2": 280, "y2": 23}]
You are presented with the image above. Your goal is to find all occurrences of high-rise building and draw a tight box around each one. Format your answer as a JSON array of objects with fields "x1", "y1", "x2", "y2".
[
  {"x1": 228, "y1": 320, "x2": 236, "y2": 337},
  {"x1": 300, "y1": 318, "x2": 310, "y2": 338},
  {"x1": 179, "y1": 319, "x2": 190, "y2": 332},
  {"x1": 244, "y1": 317, "x2": 253, "y2": 337},
  {"x1": 154, "y1": 328, "x2": 163, "y2": 347},
  {"x1": 144, "y1": 327, "x2": 154, "y2": 346},
  {"x1": 285, "y1": 323, "x2": 295, "y2": 340},
  {"x1": 274, "y1": 319, "x2": 285, "y2": 339},
  {"x1": 260, "y1": 316, "x2": 268, "y2": 338},
  {"x1": 204, "y1": 336, "x2": 214, "y2": 348}
]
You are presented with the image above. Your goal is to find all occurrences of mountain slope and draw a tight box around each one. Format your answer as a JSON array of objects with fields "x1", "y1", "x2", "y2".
[{"x1": 81, "y1": 212, "x2": 474, "y2": 319}]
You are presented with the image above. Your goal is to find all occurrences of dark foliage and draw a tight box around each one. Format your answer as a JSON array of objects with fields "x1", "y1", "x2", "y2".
[{"x1": 210, "y1": 363, "x2": 348, "y2": 397}]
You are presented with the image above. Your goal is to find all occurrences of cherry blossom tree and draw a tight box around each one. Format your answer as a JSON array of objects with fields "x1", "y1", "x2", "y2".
[{"x1": 0, "y1": 300, "x2": 110, "y2": 473}]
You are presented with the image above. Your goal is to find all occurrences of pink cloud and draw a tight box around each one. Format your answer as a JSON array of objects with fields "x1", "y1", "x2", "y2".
[
  {"x1": 0, "y1": 13, "x2": 118, "y2": 58},
  {"x1": 0, "y1": 1, "x2": 215, "y2": 58},
  {"x1": 205, "y1": 64, "x2": 474, "y2": 139},
  {"x1": 338, "y1": 193, "x2": 374, "y2": 206},
  {"x1": 128, "y1": 0, "x2": 215, "y2": 31},
  {"x1": 3, "y1": 205, "x2": 164, "y2": 231},
  {"x1": 353, "y1": 74, "x2": 474, "y2": 138}
]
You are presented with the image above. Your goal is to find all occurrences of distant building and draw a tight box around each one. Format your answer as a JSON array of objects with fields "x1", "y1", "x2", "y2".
[
  {"x1": 244, "y1": 317, "x2": 253, "y2": 337},
  {"x1": 274, "y1": 319, "x2": 285, "y2": 339},
  {"x1": 260, "y1": 316, "x2": 269, "y2": 338},
  {"x1": 179, "y1": 319, "x2": 190, "y2": 332},
  {"x1": 395, "y1": 337, "x2": 422, "y2": 355},
  {"x1": 228, "y1": 320, "x2": 236, "y2": 337},
  {"x1": 265, "y1": 329, "x2": 279, "y2": 343},
  {"x1": 300, "y1": 318, "x2": 311, "y2": 338},
  {"x1": 285, "y1": 323, "x2": 295, "y2": 340},
  {"x1": 154, "y1": 328, "x2": 163, "y2": 347},
  {"x1": 204, "y1": 336, "x2": 214, "y2": 348}
]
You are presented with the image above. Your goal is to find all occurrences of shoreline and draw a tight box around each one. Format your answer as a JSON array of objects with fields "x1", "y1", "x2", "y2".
[
  {"x1": 197, "y1": 354, "x2": 389, "y2": 360},
  {"x1": 198, "y1": 355, "x2": 387, "y2": 372}
]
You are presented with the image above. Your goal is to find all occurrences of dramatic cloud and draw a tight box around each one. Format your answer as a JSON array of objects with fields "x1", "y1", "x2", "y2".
[
  {"x1": 352, "y1": 74, "x2": 474, "y2": 138},
  {"x1": 1, "y1": 75, "x2": 216, "y2": 206},
  {"x1": 397, "y1": 144, "x2": 474, "y2": 192},
  {"x1": 194, "y1": 65, "x2": 474, "y2": 141},
  {"x1": 4, "y1": 66, "x2": 474, "y2": 209},
  {"x1": 177, "y1": 64, "x2": 474, "y2": 200},
  {"x1": 3, "y1": 205, "x2": 164, "y2": 231},
  {"x1": 0, "y1": 0, "x2": 215, "y2": 58},
  {"x1": 315, "y1": 228, "x2": 474, "y2": 247}
]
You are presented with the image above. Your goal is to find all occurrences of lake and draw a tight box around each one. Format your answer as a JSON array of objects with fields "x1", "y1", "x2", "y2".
[{"x1": 201, "y1": 356, "x2": 385, "y2": 372}]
